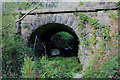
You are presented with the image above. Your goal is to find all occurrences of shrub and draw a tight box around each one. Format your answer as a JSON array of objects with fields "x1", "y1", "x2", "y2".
[
  {"x1": 77, "y1": 13, "x2": 119, "y2": 78},
  {"x1": 21, "y1": 55, "x2": 35, "y2": 78},
  {"x1": 2, "y1": 2, "x2": 33, "y2": 78},
  {"x1": 31, "y1": 56, "x2": 82, "y2": 78}
]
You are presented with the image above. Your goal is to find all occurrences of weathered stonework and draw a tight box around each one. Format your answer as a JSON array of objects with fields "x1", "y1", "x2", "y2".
[
  {"x1": 21, "y1": 13, "x2": 80, "y2": 41},
  {"x1": 20, "y1": 9, "x2": 117, "y2": 70}
]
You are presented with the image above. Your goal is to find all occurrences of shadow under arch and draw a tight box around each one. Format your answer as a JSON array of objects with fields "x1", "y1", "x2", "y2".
[{"x1": 28, "y1": 23, "x2": 79, "y2": 57}]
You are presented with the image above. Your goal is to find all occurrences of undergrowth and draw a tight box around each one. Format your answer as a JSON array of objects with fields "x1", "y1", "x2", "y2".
[
  {"x1": 76, "y1": 11, "x2": 119, "y2": 78},
  {"x1": 21, "y1": 56, "x2": 82, "y2": 78},
  {"x1": 1, "y1": 2, "x2": 119, "y2": 79}
]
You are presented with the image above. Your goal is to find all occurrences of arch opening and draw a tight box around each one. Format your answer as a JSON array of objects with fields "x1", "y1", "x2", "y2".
[{"x1": 28, "y1": 23, "x2": 79, "y2": 57}]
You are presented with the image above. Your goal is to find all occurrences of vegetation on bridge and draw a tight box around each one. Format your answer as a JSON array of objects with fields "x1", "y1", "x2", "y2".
[
  {"x1": 77, "y1": 13, "x2": 119, "y2": 78},
  {"x1": 1, "y1": 2, "x2": 119, "y2": 79}
]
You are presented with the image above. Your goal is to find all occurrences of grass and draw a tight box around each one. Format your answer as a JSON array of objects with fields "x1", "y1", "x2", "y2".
[
  {"x1": 108, "y1": 11, "x2": 118, "y2": 19},
  {"x1": 79, "y1": 2, "x2": 84, "y2": 6},
  {"x1": 25, "y1": 56, "x2": 82, "y2": 78}
]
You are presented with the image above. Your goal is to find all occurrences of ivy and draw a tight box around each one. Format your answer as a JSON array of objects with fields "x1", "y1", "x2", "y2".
[{"x1": 77, "y1": 12, "x2": 119, "y2": 78}]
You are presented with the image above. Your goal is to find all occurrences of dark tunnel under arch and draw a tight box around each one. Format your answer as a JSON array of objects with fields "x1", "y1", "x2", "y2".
[{"x1": 28, "y1": 23, "x2": 80, "y2": 57}]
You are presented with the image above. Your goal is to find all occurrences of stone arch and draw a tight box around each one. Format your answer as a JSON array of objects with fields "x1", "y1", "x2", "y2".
[
  {"x1": 21, "y1": 14, "x2": 80, "y2": 43},
  {"x1": 28, "y1": 22, "x2": 80, "y2": 57},
  {"x1": 25, "y1": 14, "x2": 80, "y2": 38},
  {"x1": 32, "y1": 14, "x2": 79, "y2": 29},
  {"x1": 21, "y1": 14, "x2": 82, "y2": 57},
  {"x1": 21, "y1": 13, "x2": 88, "y2": 68}
]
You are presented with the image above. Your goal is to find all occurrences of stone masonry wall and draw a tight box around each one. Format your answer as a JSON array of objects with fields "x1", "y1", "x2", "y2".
[{"x1": 20, "y1": 10, "x2": 117, "y2": 70}]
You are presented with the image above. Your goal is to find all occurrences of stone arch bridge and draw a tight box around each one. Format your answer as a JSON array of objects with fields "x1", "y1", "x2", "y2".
[
  {"x1": 17, "y1": 6, "x2": 117, "y2": 69},
  {"x1": 21, "y1": 12, "x2": 81, "y2": 57}
]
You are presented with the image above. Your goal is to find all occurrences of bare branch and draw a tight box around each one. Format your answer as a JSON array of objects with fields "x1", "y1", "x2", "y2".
[
  {"x1": 16, "y1": 2, "x2": 41, "y2": 22},
  {"x1": 1, "y1": 23, "x2": 13, "y2": 30},
  {"x1": 1, "y1": 2, "x2": 41, "y2": 30}
]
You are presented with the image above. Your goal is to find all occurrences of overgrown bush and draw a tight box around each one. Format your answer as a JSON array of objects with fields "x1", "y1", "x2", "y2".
[
  {"x1": 23, "y1": 56, "x2": 82, "y2": 78},
  {"x1": 2, "y1": 2, "x2": 34, "y2": 78},
  {"x1": 2, "y1": 22, "x2": 33, "y2": 78},
  {"x1": 21, "y1": 55, "x2": 35, "y2": 78},
  {"x1": 2, "y1": 2, "x2": 81, "y2": 78},
  {"x1": 77, "y1": 12, "x2": 119, "y2": 78},
  {"x1": 116, "y1": 1, "x2": 120, "y2": 10},
  {"x1": 2, "y1": 2, "x2": 119, "y2": 79}
]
